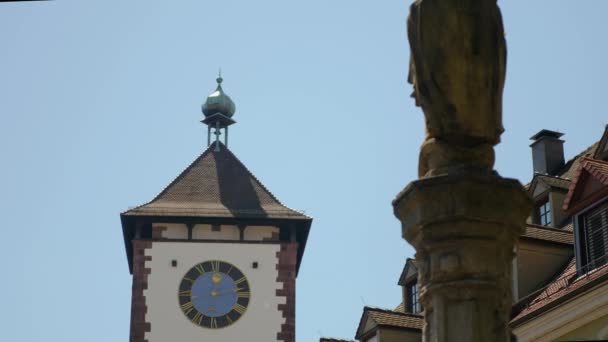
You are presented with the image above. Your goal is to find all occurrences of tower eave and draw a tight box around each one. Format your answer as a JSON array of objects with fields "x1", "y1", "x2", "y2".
[{"x1": 121, "y1": 213, "x2": 312, "y2": 275}]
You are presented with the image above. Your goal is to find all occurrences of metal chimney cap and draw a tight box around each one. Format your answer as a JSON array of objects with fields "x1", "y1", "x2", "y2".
[{"x1": 530, "y1": 129, "x2": 564, "y2": 141}]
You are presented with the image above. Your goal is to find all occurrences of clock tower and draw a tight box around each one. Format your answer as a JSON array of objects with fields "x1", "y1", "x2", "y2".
[{"x1": 120, "y1": 76, "x2": 312, "y2": 342}]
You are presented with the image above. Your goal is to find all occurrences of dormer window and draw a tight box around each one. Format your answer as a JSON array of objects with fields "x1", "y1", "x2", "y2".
[
  {"x1": 407, "y1": 281, "x2": 422, "y2": 313},
  {"x1": 538, "y1": 200, "x2": 552, "y2": 226},
  {"x1": 562, "y1": 158, "x2": 608, "y2": 273},
  {"x1": 577, "y1": 201, "x2": 608, "y2": 270}
]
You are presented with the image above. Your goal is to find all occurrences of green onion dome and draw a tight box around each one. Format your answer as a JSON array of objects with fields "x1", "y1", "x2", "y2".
[{"x1": 202, "y1": 76, "x2": 236, "y2": 118}]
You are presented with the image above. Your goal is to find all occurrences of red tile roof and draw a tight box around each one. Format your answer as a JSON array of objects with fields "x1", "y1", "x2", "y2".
[
  {"x1": 366, "y1": 307, "x2": 423, "y2": 330},
  {"x1": 355, "y1": 306, "x2": 423, "y2": 339},
  {"x1": 511, "y1": 258, "x2": 608, "y2": 326},
  {"x1": 583, "y1": 158, "x2": 608, "y2": 181},
  {"x1": 562, "y1": 157, "x2": 608, "y2": 211},
  {"x1": 522, "y1": 224, "x2": 574, "y2": 245},
  {"x1": 556, "y1": 142, "x2": 600, "y2": 179}
]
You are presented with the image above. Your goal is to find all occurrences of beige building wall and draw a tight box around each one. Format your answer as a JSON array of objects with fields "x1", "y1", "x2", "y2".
[
  {"x1": 549, "y1": 191, "x2": 568, "y2": 227},
  {"x1": 378, "y1": 328, "x2": 421, "y2": 342},
  {"x1": 154, "y1": 223, "x2": 188, "y2": 239},
  {"x1": 192, "y1": 224, "x2": 240, "y2": 240},
  {"x1": 516, "y1": 242, "x2": 572, "y2": 299},
  {"x1": 244, "y1": 226, "x2": 279, "y2": 240},
  {"x1": 557, "y1": 315, "x2": 608, "y2": 341},
  {"x1": 143, "y1": 242, "x2": 285, "y2": 342},
  {"x1": 151, "y1": 224, "x2": 280, "y2": 241}
]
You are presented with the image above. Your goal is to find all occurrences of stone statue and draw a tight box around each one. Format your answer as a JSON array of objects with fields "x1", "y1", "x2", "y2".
[{"x1": 407, "y1": 0, "x2": 507, "y2": 177}]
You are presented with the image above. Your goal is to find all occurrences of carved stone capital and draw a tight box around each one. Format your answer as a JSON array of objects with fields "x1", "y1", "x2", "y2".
[
  {"x1": 393, "y1": 173, "x2": 532, "y2": 341},
  {"x1": 394, "y1": 173, "x2": 531, "y2": 239}
]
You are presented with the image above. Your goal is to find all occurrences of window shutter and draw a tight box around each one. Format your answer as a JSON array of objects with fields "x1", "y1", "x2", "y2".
[{"x1": 584, "y1": 202, "x2": 608, "y2": 268}]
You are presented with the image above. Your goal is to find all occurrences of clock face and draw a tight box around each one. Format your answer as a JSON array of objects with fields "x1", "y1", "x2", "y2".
[{"x1": 178, "y1": 260, "x2": 251, "y2": 329}]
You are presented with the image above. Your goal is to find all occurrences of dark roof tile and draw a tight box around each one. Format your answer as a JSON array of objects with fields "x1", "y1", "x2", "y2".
[{"x1": 123, "y1": 142, "x2": 310, "y2": 220}]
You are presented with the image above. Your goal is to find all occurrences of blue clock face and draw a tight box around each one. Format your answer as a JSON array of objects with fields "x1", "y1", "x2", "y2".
[{"x1": 178, "y1": 261, "x2": 250, "y2": 329}]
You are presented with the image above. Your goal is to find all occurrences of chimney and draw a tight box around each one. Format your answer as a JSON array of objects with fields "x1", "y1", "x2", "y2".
[{"x1": 530, "y1": 129, "x2": 565, "y2": 175}]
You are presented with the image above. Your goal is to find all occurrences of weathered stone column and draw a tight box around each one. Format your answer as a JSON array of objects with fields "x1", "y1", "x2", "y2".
[{"x1": 393, "y1": 1, "x2": 533, "y2": 341}]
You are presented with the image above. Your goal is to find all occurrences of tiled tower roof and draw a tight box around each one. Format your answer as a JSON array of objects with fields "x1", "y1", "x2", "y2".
[{"x1": 123, "y1": 142, "x2": 309, "y2": 220}]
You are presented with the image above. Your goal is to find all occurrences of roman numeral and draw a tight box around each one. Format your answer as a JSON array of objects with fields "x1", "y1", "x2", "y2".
[
  {"x1": 211, "y1": 261, "x2": 220, "y2": 272},
  {"x1": 181, "y1": 302, "x2": 194, "y2": 315},
  {"x1": 235, "y1": 277, "x2": 247, "y2": 285},
  {"x1": 192, "y1": 312, "x2": 203, "y2": 325},
  {"x1": 237, "y1": 291, "x2": 250, "y2": 298},
  {"x1": 195, "y1": 264, "x2": 206, "y2": 274},
  {"x1": 233, "y1": 303, "x2": 247, "y2": 315},
  {"x1": 210, "y1": 317, "x2": 218, "y2": 329},
  {"x1": 183, "y1": 277, "x2": 195, "y2": 283}
]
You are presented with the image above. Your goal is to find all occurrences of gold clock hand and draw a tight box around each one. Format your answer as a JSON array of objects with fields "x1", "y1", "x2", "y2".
[{"x1": 214, "y1": 287, "x2": 245, "y2": 296}]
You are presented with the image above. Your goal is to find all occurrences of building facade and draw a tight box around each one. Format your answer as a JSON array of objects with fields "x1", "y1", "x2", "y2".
[{"x1": 121, "y1": 77, "x2": 312, "y2": 342}]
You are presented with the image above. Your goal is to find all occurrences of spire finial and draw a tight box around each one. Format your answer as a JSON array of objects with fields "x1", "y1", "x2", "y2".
[
  {"x1": 217, "y1": 68, "x2": 223, "y2": 85},
  {"x1": 201, "y1": 72, "x2": 236, "y2": 150}
]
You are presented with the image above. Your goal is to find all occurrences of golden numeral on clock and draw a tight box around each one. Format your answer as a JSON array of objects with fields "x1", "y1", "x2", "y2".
[
  {"x1": 181, "y1": 302, "x2": 194, "y2": 315},
  {"x1": 211, "y1": 261, "x2": 220, "y2": 272},
  {"x1": 178, "y1": 290, "x2": 191, "y2": 297},
  {"x1": 237, "y1": 291, "x2": 250, "y2": 298},
  {"x1": 210, "y1": 317, "x2": 218, "y2": 329},
  {"x1": 192, "y1": 312, "x2": 203, "y2": 325},
  {"x1": 235, "y1": 277, "x2": 247, "y2": 285},
  {"x1": 233, "y1": 303, "x2": 247, "y2": 315},
  {"x1": 195, "y1": 264, "x2": 206, "y2": 274}
]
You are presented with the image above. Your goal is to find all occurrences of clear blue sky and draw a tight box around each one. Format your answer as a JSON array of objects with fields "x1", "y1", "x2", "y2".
[{"x1": 1, "y1": 1, "x2": 607, "y2": 341}]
